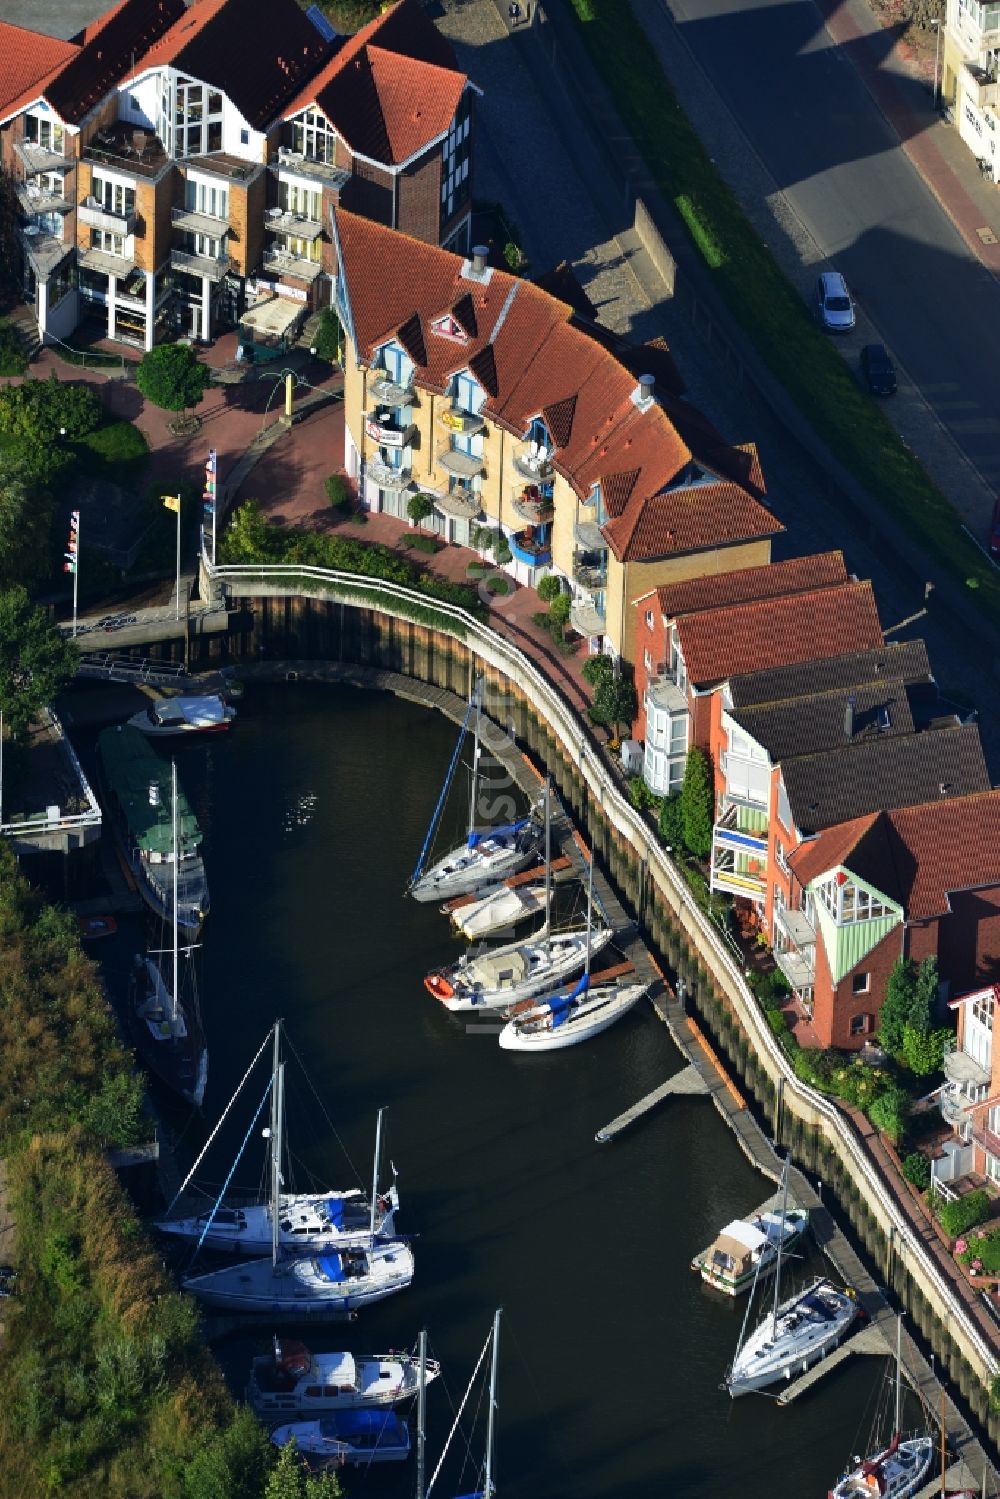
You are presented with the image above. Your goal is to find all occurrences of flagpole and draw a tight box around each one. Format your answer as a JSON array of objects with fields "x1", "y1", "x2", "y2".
[
  {"x1": 72, "y1": 511, "x2": 79, "y2": 637},
  {"x1": 174, "y1": 495, "x2": 181, "y2": 622}
]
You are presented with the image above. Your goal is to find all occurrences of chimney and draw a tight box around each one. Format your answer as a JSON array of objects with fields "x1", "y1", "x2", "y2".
[
  {"x1": 472, "y1": 244, "x2": 488, "y2": 275},
  {"x1": 844, "y1": 693, "x2": 855, "y2": 741},
  {"x1": 631, "y1": 373, "x2": 656, "y2": 410}
]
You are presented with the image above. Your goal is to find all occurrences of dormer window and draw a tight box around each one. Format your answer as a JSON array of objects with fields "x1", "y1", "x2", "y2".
[
  {"x1": 290, "y1": 108, "x2": 335, "y2": 166},
  {"x1": 431, "y1": 313, "x2": 469, "y2": 343},
  {"x1": 452, "y1": 371, "x2": 483, "y2": 415},
  {"x1": 815, "y1": 873, "x2": 894, "y2": 926}
]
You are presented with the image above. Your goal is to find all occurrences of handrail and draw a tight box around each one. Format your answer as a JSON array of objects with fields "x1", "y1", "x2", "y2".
[{"x1": 206, "y1": 549, "x2": 999, "y2": 1375}]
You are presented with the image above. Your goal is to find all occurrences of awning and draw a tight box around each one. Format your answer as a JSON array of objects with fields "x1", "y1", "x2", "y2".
[{"x1": 240, "y1": 295, "x2": 303, "y2": 342}]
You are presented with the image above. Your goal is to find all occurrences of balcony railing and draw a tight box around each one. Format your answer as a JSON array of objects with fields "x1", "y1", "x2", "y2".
[
  {"x1": 509, "y1": 530, "x2": 552, "y2": 568},
  {"x1": 271, "y1": 147, "x2": 350, "y2": 189},
  {"x1": 574, "y1": 518, "x2": 607, "y2": 552},
  {"x1": 172, "y1": 205, "x2": 229, "y2": 237},
  {"x1": 20, "y1": 227, "x2": 72, "y2": 279},
  {"x1": 964, "y1": 60, "x2": 999, "y2": 107},
  {"x1": 368, "y1": 375, "x2": 413, "y2": 408},
  {"x1": 17, "y1": 182, "x2": 71, "y2": 216},
  {"x1": 437, "y1": 447, "x2": 485, "y2": 479},
  {"x1": 570, "y1": 596, "x2": 605, "y2": 638},
  {"x1": 435, "y1": 486, "x2": 481, "y2": 520},
  {"x1": 512, "y1": 446, "x2": 554, "y2": 483},
  {"x1": 439, "y1": 407, "x2": 485, "y2": 436},
  {"x1": 262, "y1": 248, "x2": 323, "y2": 283},
  {"x1": 16, "y1": 140, "x2": 70, "y2": 176},
  {"x1": 367, "y1": 458, "x2": 412, "y2": 491},
  {"x1": 364, "y1": 413, "x2": 415, "y2": 449},
  {"x1": 774, "y1": 946, "x2": 815, "y2": 991},
  {"x1": 512, "y1": 487, "x2": 554, "y2": 524},
  {"x1": 710, "y1": 823, "x2": 767, "y2": 901},
  {"x1": 942, "y1": 1043, "x2": 991, "y2": 1090},
  {"x1": 171, "y1": 247, "x2": 232, "y2": 283},
  {"x1": 940, "y1": 1087, "x2": 974, "y2": 1129},
  {"x1": 572, "y1": 555, "x2": 606, "y2": 590},
  {"x1": 265, "y1": 208, "x2": 323, "y2": 243},
  {"x1": 79, "y1": 198, "x2": 136, "y2": 235}
]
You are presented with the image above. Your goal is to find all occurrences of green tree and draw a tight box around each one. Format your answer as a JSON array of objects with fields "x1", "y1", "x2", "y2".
[
  {"x1": 311, "y1": 307, "x2": 343, "y2": 365},
  {"x1": 908, "y1": 956, "x2": 939, "y2": 1035},
  {"x1": 548, "y1": 590, "x2": 572, "y2": 640},
  {"x1": 136, "y1": 343, "x2": 211, "y2": 413},
  {"x1": 536, "y1": 574, "x2": 562, "y2": 603},
  {"x1": 264, "y1": 1439, "x2": 343, "y2": 1499},
  {"x1": 868, "y1": 1084, "x2": 910, "y2": 1144},
  {"x1": 183, "y1": 1408, "x2": 272, "y2": 1499},
  {"x1": 901, "y1": 1024, "x2": 951, "y2": 1078},
  {"x1": 581, "y1": 653, "x2": 614, "y2": 688},
  {"x1": 680, "y1": 745, "x2": 713, "y2": 857},
  {"x1": 877, "y1": 958, "x2": 917, "y2": 1055},
  {"x1": 406, "y1": 492, "x2": 434, "y2": 527},
  {"x1": 658, "y1": 792, "x2": 685, "y2": 849},
  {"x1": 0, "y1": 471, "x2": 54, "y2": 589},
  {"x1": 589, "y1": 668, "x2": 637, "y2": 738},
  {"x1": 218, "y1": 500, "x2": 277, "y2": 565},
  {"x1": 0, "y1": 586, "x2": 78, "y2": 737}
]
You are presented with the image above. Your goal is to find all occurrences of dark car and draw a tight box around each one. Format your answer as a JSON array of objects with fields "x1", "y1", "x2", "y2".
[
  {"x1": 860, "y1": 343, "x2": 897, "y2": 396},
  {"x1": 989, "y1": 497, "x2": 1000, "y2": 560}
]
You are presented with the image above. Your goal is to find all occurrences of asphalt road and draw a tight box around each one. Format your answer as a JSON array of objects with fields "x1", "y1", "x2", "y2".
[{"x1": 663, "y1": 0, "x2": 1000, "y2": 492}]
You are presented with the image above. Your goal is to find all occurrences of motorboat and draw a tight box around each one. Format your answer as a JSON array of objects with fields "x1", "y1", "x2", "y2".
[
  {"x1": 498, "y1": 976, "x2": 647, "y2": 1052},
  {"x1": 449, "y1": 880, "x2": 547, "y2": 938},
  {"x1": 691, "y1": 1181, "x2": 809, "y2": 1296},
  {"x1": 426, "y1": 925, "x2": 612, "y2": 1013},
  {"x1": 248, "y1": 1337, "x2": 439, "y2": 1420},
  {"x1": 271, "y1": 1409, "x2": 411, "y2": 1467},
  {"x1": 128, "y1": 694, "x2": 235, "y2": 737}
]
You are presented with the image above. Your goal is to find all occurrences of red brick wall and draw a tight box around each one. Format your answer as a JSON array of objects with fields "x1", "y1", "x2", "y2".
[
  {"x1": 812, "y1": 923, "x2": 904, "y2": 1050},
  {"x1": 632, "y1": 599, "x2": 667, "y2": 741},
  {"x1": 397, "y1": 150, "x2": 442, "y2": 246},
  {"x1": 690, "y1": 692, "x2": 713, "y2": 752},
  {"x1": 342, "y1": 155, "x2": 394, "y2": 228}
]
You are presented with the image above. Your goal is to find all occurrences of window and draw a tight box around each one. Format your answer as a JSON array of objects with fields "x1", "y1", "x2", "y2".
[
  {"x1": 850, "y1": 1012, "x2": 874, "y2": 1036},
  {"x1": 240, "y1": 128, "x2": 249, "y2": 146},
  {"x1": 91, "y1": 174, "x2": 135, "y2": 218},
  {"x1": 440, "y1": 89, "x2": 472, "y2": 227},
  {"x1": 186, "y1": 178, "x2": 228, "y2": 219},
  {"x1": 174, "y1": 77, "x2": 224, "y2": 158},
  {"x1": 816, "y1": 874, "x2": 893, "y2": 925},
  {"x1": 278, "y1": 181, "x2": 321, "y2": 219},
  {"x1": 645, "y1": 610, "x2": 654, "y2": 630},
  {"x1": 851, "y1": 972, "x2": 870, "y2": 996},
  {"x1": 774, "y1": 838, "x2": 789, "y2": 876},
  {"x1": 277, "y1": 233, "x2": 320, "y2": 264},
  {"x1": 643, "y1": 648, "x2": 652, "y2": 671},
  {"x1": 379, "y1": 342, "x2": 413, "y2": 387},
  {"x1": 290, "y1": 108, "x2": 336, "y2": 164},
  {"x1": 91, "y1": 228, "x2": 125, "y2": 257},
  {"x1": 453, "y1": 371, "x2": 482, "y2": 415}
]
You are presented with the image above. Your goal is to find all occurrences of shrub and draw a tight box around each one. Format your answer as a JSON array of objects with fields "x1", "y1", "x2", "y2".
[
  {"x1": 938, "y1": 1189, "x2": 992, "y2": 1239},
  {"x1": 406, "y1": 492, "x2": 434, "y2": 526},
  {"x1": 324, "y1": 474, "x2": 353, "y2": 513},
  {"x1": 485, "y1": 575, "x2": 510, "y2": 595},
  {"x1": 766, "y1": 1008, "x2": 790, "y2": 1038},
  {"x1": 0, "y1": 374, "x2": 101, "y2": 441},
  {"x1": 537, "y1": 574, "x2": 562, "y2": 603},
  {"x1": 76, "y1": 421, "x2": 149, "y2": 482},
  {"x1": 658, "y1": 792, "x2": 684, "y2": 849},
  {"x1": 494, "y1": 532, "x2": 512, "y2": 565},
  {"x1": 958, "y1": 1228, "x2": 1000, "y2": 1278},
  {"x1": 582, "y1": 653, "x2": 614, "y2": 687},
  {"x1": 901, "y1": 1024, "x2": 951, "y2": 1078},
  {"x1": 680, "y1": 746, "x2": 713, "y2": 858},
  {"x1": 868, "y1": 1085, "x2": 910, "y2": 1143},
  {"x1": 136, "y1": 343, "x2": 210, "y2": 412},
  {"x1": 0, "y1": 319, "x2": 28, "y2": 376},
  {"x1": 403, "y1": 533, "x2": 438, "y2": 553},
  {"x1": 310, "y1": 307, "x2": 342, "y2": 365},
  {"x1": 902, "y1": 1152, "x2": 931, "y2": 1191},
  {"x1": 548, "y1": 590, "x2": 571, "y2": 633}
]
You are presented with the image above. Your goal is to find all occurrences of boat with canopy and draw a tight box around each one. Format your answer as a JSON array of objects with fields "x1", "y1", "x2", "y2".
[
  {"x1": 127, "y1": 694, "x2": 236, "y2": 738},
  {"x1": 691, "y1": 1158, "x2": 808, "y2": 1296},
  {"x1": 270, "y1": 1408, "x2": 412, "y2": 1468}
]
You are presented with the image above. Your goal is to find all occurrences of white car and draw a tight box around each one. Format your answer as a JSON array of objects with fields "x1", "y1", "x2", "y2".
[{"x1": 816, "y1": 271, "x2": 856, "y2": 332}]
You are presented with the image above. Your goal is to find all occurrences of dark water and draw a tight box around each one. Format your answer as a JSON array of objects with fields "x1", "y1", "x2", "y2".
[{"x1": 83, "y1": 685, "x2": 921, "y2": 1497}]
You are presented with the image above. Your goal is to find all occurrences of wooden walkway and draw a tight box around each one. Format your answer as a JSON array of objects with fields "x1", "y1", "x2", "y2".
[
  {"x1": 775, "y1": 1323, "x2": 884, "y2": 1405},
  {"x1": 595, "y1": 1064, "x2": 708, "y2": 1143}
]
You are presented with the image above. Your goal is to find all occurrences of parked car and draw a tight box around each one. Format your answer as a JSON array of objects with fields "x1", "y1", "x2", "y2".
[
  {"x1": 989, "y1": 496, "x2": 1000, "y2": 560},
  {"x1": 860, "y1": 343, "x2": 897, "y2": 396},
  {"x1": 816, "y1": 271, "x2": 856, "y2": 332}
]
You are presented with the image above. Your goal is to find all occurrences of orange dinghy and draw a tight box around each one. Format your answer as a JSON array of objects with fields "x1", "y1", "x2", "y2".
[{"x1": 423, "y1": 973, "x2": 454, "y2": 1001}]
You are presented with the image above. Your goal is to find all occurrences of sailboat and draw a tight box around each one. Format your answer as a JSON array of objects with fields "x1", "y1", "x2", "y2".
[
  {"x1": 157, "y1": 1022, "x2": 399, "y2": 1255},
  {"x1": 248, "y1": 1335, "x2": 441, "y2": 1420},
  {"x1": 725, "y1": 1156, "x2": 858, "y2": 1396},
  {"x1": 498, "y1": 854, "x2": 647, "y2": 1051},
  {"x1": 409, "y1": 686, "x2": 542, "y2": 903},
  {"x1": 415, "y1": 1311, "x2": 501, "y2": 1499},
  {"x1": 128, "y1": 760, "x2": 208, "y2": 1108},
  {"x1": 181, "y1": 1047, "x2": 414, "y2": 1315},
  {"x1": 424, "y1": 782, "x2": 613, "y2": 1013},
  {"x1": 830, "y1": 1316, "x2": 933, "y2": 1499}
]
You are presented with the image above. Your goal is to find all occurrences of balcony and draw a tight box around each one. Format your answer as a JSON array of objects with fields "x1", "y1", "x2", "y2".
[
  {"x1": 940, "y1": 1086, "x2": 975, "y2": 1129},
  {"x1": 20, "y1": 226, "x2": 71, "y2": 279},
  {"x1": 572, "y1": 553, "x2": 606, "y2": 590},
  {"x1": 509, "y1": 529, "x2": 552, "y2": 568},
  {"x1": 262, "y1": 248, "x2": 323, "y2": 283},
  {"x1": 171, "y1": 247, "x2": 232, "y2": 283},
  {"x1": 369, "y1": 374, "x2": 413, "y2": 408},
  {"x1": 79, "y1": 197, "x2": 136, "y2": 235},
  {"x1": 963, "y1": 61, "x2": 998, "y2": 108},
  {"x1": 972, "y1": 1122, "x2": 1000, "y2": 1163},
  {"x1": 435, "y1": 486, "x2": 482, "y2": 521},
  {"x1": 172, "y1": 205, "x2": 229, "y2": 237},
  {"x1": 78, "y1": 245, "x2": 137, "y2": 280},
  {"x1": 570, "y1": 596, "x2": 605, "y2": 638},
  {"x1": 271, "y1": 146, "x2": 350, "y2": 190},
  {"x1": 437, "y1": 446, "x2": 486, "y2": 479},
  {"x1": 17, "y1": 182, "x2": 71, "y2": 216},
  {"x1": 364, "y1": 412, "x2": 415, "y2": 449},
  {"x1": 574, "y1": 518, "x2": 607, "y2": 552},
  {"x1": 439, "y1": 406, "x2": 485, "y2": 436},
  {"x1": 16, "y1": 139, "x2": 70, "y2": 176},
  {"x1": 512, "y1": 445, "x2": 554, "y2": 483},
  {"x1": 512, "y1": 486, "x2": 554, "y2": 524},
  {"x1": 184, "y1": 152, "x2": 258, "y2": 183},
  {"x1": 710, "y1": 816, "x2": 768, "y2": 901},
  {"x1": 367, "y1": 458, "x2": 412, "y2": 492},
  {"x1": 84, "y1": 124, "x2": 168, "y2": 179},
  {"x1": 773, "y1": 906, "x2": 817, "y2": 992},
  {"x1": 265, "y1": 208, "x2": 323, "y2": 243},
  {"x1": 943, "y1": 1045, "x2": 991, "y2": 1091}
]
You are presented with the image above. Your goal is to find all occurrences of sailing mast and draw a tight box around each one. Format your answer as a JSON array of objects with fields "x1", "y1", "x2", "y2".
[
  {"x1": 542, "y1": 780, "x2": 552, "y2": 937},
  {"x1": 894, "y1": 1313, "x2": 902, "y2": 1436},
  {"x1": 467, "y1": 681, "x2": 482, "y2": 840},
  {"x1": 584, "y1": 849, "x2": 594, "y2": 980},
  {"x1": 484, "y1": 1307, "x2": 501, "y2": 1498},
  {"x1": 171, "y1": 760, "x2": 179, "y2": 1024},
  {"x1": 770, "y1": 1154, "x2": 791, "y2": 1338},
  {"x1": 269, "y1": 1022, "x2": 283, "y2": 1270},
  {"x1": 415, "y1": 1327, "x2": 427, "y2": 1499},
  {"x1": 369, "y1": 1107, "x2": 385, "y2": 1245}
]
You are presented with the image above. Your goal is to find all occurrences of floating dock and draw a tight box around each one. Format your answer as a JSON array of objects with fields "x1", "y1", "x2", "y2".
[
  {"x1": 775, "y1": 1322, "x2": 884, "y2": 1404},
  {"x1": 595, "y1": 1064, "x2": 708, "y2": 1142}
]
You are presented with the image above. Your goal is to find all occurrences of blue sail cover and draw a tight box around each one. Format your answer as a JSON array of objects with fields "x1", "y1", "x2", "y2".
[
  {"x1": 321, "y1": 1410, "x2": 407, "y2": 1440},
  {"x1": 317, "y1": 1253, "x2": 344, "y2": 1282},
  {"x1": 466, "y1": 816, "x2": 530, "y2": 850},
  {"x1": 551, "y1": 972, "x2": 589, "y2": 1027},
  {"x1": 325, "y1": 1198, "x2": 346, "y2": 1228}
]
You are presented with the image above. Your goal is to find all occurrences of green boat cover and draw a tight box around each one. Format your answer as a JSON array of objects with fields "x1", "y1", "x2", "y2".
[{"x1": 97, "y1": 725, "x2": 202, "y2": 857}]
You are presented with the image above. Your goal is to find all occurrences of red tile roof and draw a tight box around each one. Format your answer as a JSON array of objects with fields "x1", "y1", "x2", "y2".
[
  {"x1": 674, "y1": 580, "x2": 883, "y2": 686},
  {"x1": 652, "y1": 552, "x2": 847, "y2": 619},
  {"x1": 0, "y1": 22, "x2": 78, "y2": 118},
  {"x1": 130, "y1": 0, "x2": 331, "y2": 130},
  {"x1": 789, "y1": 789, "x2": 1000, "y2": 920},
  {"x1": 283, "y1": 0, "x2": 465, "y2": 166},
  {"x1": 603, "y1": 479, "x2": 783, "y2": 562},
  {"x1": 0, "y1": 0, "x2": 183, "y2": 126}
]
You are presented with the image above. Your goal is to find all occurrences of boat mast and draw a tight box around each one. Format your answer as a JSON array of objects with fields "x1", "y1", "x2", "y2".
[
  {"x1": 584, "y1": 848, "x2": 594, "y2": 978},
  {"x1": 415, "y1": 1327, "x2": 427, "y2": 1499},
  {"x1": 171, "y1": 760, "x2": 179, "y2": 1023},
  {"x1": 542, "y1": 779, "x2": 552, "y2": 937},
  {"x1": 770, "y1": 1154, "x2": 791, "y2": 1339},
  {"x1": 369, "y1": 1106, "x2": 384, "y2": 1244},
  {"x1": 269, "y1": 1021, "x2": 283, "y2": 1270},
  {"x1": 467, "y1": 679, "x2": 482, "y2": 839},
  {"x1": 484, "y1": 1307, "x2": 501, "y2": 1499},
  {"x1": 939, "y1": 1384, "x2": 946, "y2": 1496},
  {"x1": 894, "y1": 1313, "x2": 902, "y2": 1435}
]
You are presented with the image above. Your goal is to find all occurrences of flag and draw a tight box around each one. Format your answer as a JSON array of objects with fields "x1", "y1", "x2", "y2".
[
  {"x1": 63, "y1": 554, "x2": 77, "y2": 574},
  {"x1": 69, "y1": 510, "x2": 80, "y2": 531},
  {"x1": 163, "y1": 494, "x2": 181, "y2": 513}
]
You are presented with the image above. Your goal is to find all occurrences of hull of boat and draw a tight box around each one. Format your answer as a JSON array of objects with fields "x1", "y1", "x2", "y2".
[
  {"x1": 430, "y1": 928, "x2": 613, "y2": 1013},
  {"x1": 128, "y1": 697, "x2": 235, "y2": 737},
  {"x1": 129, "y1": 960, "x2": 208, "y2": 1108},
  {"x1": 411, "y1": 838, "x2": 539, "y2": 902},
  {"x1": 156, "y1": 1194, "x2": 396, "y2": 1255},
  {"x1": 249, "y1": 1354, "x2": 439, "y2": 1420},
  {"x1": 691, "y1": 1212, "x2": 809, "y2": 1296},
  {"x1": 498, "y1": 982, "x2": 647, "y2": 1051},
  {"x1": 829, "y1": 1437, "x2": 934, "y2": 1499},
  {"x1": 183, "y1": 1244, "x2": 415, "y2": 1315},
  {"x1": 272, "y1": 1418, "x2": 411, "y2": 1467},
  {"x1": 451, "y1": 883, "x2": 547, "y2": 938},
  {"x1": 727, "y1": 1278, "x2": 858, "y2": 1395}
]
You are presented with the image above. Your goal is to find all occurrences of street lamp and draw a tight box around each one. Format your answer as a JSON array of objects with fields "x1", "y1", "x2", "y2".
[{"x1": 930, "y1": 18, "x2": 943, "y2": 108}]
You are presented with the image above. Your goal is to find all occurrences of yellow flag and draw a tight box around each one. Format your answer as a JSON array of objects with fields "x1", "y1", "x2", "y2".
[{"x1": 163, "y1": 494, "x2": 181, "y2": 513}]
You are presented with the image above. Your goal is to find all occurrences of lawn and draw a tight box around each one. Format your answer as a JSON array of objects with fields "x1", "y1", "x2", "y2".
[
  {"x1": 566, "y1": 0, "x2": 1000, "y2": 623},
  {"x1": 74, "y1": 420, "x2": 150, "y2": 486}
]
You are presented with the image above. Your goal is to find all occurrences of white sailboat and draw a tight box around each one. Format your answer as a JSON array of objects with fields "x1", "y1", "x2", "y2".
[
  {"x1": 182, "y1": 1055, "x2": 414, "y2": 1315},
  {"x1": 129, "y1": 759, "x2": 208, "y2": 1108},
  {"x1": 409, "y1": 686, "x2": 541, "y2": 903},
  {"x1": 448, "y1": 881, "x2": 548, "y2": 939},
  {"x1": 157, "y1": 1022, "x2": 398, "y2": 1254},
  {"x1": 498, "y1": 856, "x2": 647, "y2": 1052},
  {"x1": 725, "y1": 1157, "x2": 858, "y2": 1396},
  {"x1": 248, "y1": 1335, "x2": 440, "y2": 1420},
  {"x1": 830, "y1": 1317, "x2": 934, "y2": 1499},
  {"x1": 425, "y1": 783, "x2": 612, "y2": 1014},
  {"x1": 416, "y1": 1310, "x2": 501, "y2": 1499}
]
